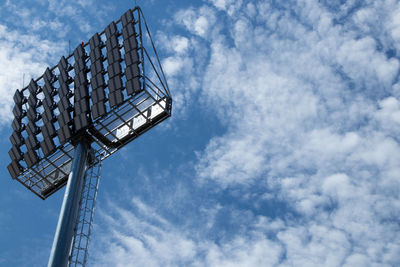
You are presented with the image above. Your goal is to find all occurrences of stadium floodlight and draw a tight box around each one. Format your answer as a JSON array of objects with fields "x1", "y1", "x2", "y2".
[
  {"x1": 7, "y1": 7, "x2": 171, "y2": 198},
  {"x1": 7, "y1": 6, "x2": 172, "y2": 267}
]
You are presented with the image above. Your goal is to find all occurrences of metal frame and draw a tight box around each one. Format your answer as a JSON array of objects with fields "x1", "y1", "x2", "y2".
[{"x1": 12, "y1": 7, "x2": 172, "y2": 199}]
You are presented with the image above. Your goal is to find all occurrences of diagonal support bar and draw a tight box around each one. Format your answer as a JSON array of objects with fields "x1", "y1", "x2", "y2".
[{"x1": 48, "y1": 140, "x2": 90, "y2": 267}]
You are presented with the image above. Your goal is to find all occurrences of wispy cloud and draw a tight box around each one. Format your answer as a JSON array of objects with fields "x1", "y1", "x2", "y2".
[
  {"x1": 91, "y1": 0, "x2": 400, "y2": 265},
  {"x1": 0, "y1": 0, "x2": 115, "y2": 125},
  {"x1": 90, "y1": 198, "x2": 283, "y2": 267},
  {"x1": 0, "y1": 25, "x2": 66, "y2": 123}
]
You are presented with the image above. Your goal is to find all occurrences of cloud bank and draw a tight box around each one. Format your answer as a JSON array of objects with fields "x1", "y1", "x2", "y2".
[
  {"x1": 2, "y1": 0, "x2": 399, "y2": 266},
  {"x1": 90, "y1": 0, "x2": 400, "y2": 266}
]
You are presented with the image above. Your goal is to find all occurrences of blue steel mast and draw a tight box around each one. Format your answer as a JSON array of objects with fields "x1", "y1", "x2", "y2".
[{"x1": 48, "y1": 140, "x2": 90, "y2": 267}]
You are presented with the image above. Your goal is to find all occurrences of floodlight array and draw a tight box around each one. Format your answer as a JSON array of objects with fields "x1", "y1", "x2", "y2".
[{"x1": 7, "y1": 7, "x2": 172, "y2": 199}]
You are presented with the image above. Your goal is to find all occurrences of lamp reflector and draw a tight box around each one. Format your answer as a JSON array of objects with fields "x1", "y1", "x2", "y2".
[
  {"x1": 25, "y1": 134, "x2": 39, "y2": 150},
  {"x1": 12, "y1": 104, "x2": 23, "y2": 119},
  {"x1": 13, "y1": 89, "x2": 23, "y2": 105},
  {"x1": 24, "y1": 149, "x2": 39, "y2": 168},
  {"x1": 10, "y1": 131, "x2": 23, "y2": 147},
  {"x1": 57, "y1": 125, "x2": 72, "y2": 144},
  {"x1": 7, "y1": 161, "x2": 22, "y2": 179},
  {"x1": 12, "y1": 118, "x2": 22, "y2": 132},
  {"x1": 91, "y1": 102, "x2": 106, "y2": 119},
  {"x1": 9, "y1": 145, "x2": 22, "y2": 161},
  {"x1": 41, "y1": 138, "x2": 56, "y2": 157}
]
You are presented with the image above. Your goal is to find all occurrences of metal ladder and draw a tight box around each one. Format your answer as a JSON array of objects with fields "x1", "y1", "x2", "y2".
[{"x1": 68, "y1": 158, "x2": 102, "y2": 267}]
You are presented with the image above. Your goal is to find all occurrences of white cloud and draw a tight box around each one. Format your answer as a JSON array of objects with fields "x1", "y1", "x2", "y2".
[
  {"x1": 172, "y1": 36, "x2": 190, "y2": 54},
  {"x1": 175, "y1": 6, "x2": 217, "y2": 38},
  {"x1": 375, "y1": 97, "x2": 400, "y2": 136},
  {"x1": 190, "y1": 0, "x2": 400, "y2": 265},
  {"x1": 3, "y1": 0, "x2": 110, "y2": 40},
  {"x1": 0, "y1": 24, "x2": 65, "y2": 123},
  {"x1": 86, "y1": 0, "x2": 400, "y2": 265},
  {"x1": 208, "y1": 0, "x2": 233, "y2": 10},
  {"x1": 196, "y1": 133, "x2": 268, "y2": 187},
  {"x1": 337, "y1": 36, "x2": 399, "y2": 90},
  {"x1": 0, "y1": 0, "x2": 117, "y2": 124},
  {"x1": 208, "y1": 0, "x2": 243, "y2": 16},
  {"x1": 388, "y1": 5, "x2": 400, "y2": 45},
  {"x1": 163, "y1": 56, "x2": 185, "y2": 76},
  {"x1": 154, "y1": 31, "x2": 208, "y2": 119},
  {"x1": 90, "y1": 199, "x2": 283, "y2": 267}
]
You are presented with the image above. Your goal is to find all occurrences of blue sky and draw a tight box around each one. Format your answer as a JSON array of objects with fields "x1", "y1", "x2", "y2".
[{"x1": 1, "y1": 0, "x2": 400, "y2": 266}]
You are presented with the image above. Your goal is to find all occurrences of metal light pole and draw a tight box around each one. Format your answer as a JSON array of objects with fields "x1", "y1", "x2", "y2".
[
  {"x1": 7, "y1": 7, "x2": 172, "y2": 267},
  {"x1": 48, "y1": 140, "x2": 90, "y2": 267}
]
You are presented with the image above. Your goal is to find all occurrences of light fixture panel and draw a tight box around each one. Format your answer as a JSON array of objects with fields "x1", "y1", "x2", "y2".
[
  {"x1": 10, "y1": 131, "x2": 23, "y2": 147},
  {"x1": 41, "y1": 138, "x2": 56, "y2": 157},
  {"x1": 8, "y1": 7, "x2": 172, "y2": 199},
  {"x1": 12, "y1": 118, "x2": 22, "y2": 132},
  {"x1": 91, "y1": 102, "x2": 107, "y2": 119},
  {"x1": 8, "y1": 161, "x2": 22, "y2": 179},
  {"x1": 42, "y1": 123, "x2": 56, "y2": 139},
  {"x1": 13, "y1": 89, "x2": 23, "y2": 105},
  {"x1": 9, "y1": 145, "x2": 22, "y2": 161},
  {"x1": 24, "y1": 149, "x2": 39, "y2": 168},
  {"x1": 13, "y1": 104, "x2": 23, "y2": 119}
]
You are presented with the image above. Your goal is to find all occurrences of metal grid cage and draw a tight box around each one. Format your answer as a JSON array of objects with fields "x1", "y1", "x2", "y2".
[{"x1": 9, "y1": 7, "x2": 172, "y2": 199}]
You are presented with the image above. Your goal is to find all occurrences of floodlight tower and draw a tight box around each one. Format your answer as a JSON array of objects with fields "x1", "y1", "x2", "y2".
[{"x1": 7, "y1": 6, "x2": 172, "y2": 267}]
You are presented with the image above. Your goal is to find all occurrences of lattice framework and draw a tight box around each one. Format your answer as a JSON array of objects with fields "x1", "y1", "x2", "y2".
[{"x1": 7, "y1": 7, "x2": 172, "y2": 199}]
